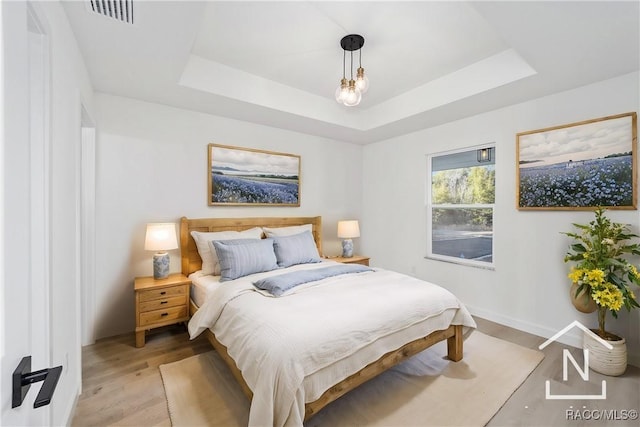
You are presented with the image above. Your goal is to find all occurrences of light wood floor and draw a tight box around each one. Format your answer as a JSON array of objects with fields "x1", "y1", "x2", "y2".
[{"x1": 71, "y1": 318, "x2": 639, "y2": 426}]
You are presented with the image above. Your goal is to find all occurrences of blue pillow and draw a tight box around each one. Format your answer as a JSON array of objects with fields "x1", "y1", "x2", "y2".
[
  {"x1": 272, "y1": 231, "x2": 321, "y2": 268},
  {"x1": 211, "y1": 239, "x2": 278, "y2": 282}
]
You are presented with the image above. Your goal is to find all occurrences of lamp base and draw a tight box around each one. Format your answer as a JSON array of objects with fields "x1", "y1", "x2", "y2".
[
  {"x1": 341, "y1": 239, "x2": 354, "y2": 258},
  {"x1": 153, "y1": 252, "x2": 170, "y2": 280}
]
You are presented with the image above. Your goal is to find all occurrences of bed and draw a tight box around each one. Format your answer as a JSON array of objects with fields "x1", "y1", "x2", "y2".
[{"x1": 181, "y1": 216, "x2": 476, "y2": 426}]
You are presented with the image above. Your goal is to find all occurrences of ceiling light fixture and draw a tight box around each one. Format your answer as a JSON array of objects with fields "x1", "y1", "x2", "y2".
[{"x1": 335, "y1": 34, "x2": 368, "y2": 107}]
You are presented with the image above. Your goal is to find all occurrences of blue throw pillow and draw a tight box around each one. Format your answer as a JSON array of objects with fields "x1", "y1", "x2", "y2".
[
  {"x1": 211, "y1": 239, "x2": 278, "y2": 282},
  {"x1": 272, "y1": 231, "x2": 321, "y2": 268}
]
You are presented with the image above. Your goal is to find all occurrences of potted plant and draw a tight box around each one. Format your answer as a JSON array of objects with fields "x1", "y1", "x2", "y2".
[{"x1": 563, "y1": 207, "x2": 640, "y2": 376}]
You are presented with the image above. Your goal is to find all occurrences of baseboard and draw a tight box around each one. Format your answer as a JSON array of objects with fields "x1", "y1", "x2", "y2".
[
  {"x1": 61, "y1": 387, "x2": 80, "y2": 426},
  {"x1": 466, "y1": 305, "x2": 640, "y2": 368}
]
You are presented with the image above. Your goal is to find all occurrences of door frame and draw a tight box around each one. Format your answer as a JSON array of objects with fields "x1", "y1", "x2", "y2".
[
  {"x1": 1, "y1": 1, "x2": 52, "y2": 424},
  {"x1": 28, "y1": 0, "x2": 52, "y2": 372},
  {"x1": 80, "y1": 107, "x2": 96, "y2": 349},
  {"x1": 26, "y1": 2, "x2": 53, "y2": 423}
]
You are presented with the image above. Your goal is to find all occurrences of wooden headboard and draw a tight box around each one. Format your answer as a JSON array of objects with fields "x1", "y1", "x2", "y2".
[{"x1": 180, "y1": 216, "x2": 323, "y2": 276}]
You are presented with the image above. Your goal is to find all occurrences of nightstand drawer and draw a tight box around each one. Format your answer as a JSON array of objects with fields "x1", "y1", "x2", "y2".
[
  {"x1": 139, "y1": 305, "x2": 188, "y2": 327},
  {"x1": 139, "y1": 295, "x2": 187, "y2": 313},
  {"x1": 139, "y1": 285, "x2": 187, "y2": 302}
]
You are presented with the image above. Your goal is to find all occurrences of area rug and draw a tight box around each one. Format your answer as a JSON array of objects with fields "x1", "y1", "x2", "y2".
[{"x1": 159, "y1": 331, "x2": 544, "y2": 426}]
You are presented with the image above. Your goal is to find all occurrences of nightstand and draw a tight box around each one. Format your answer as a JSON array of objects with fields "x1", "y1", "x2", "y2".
[
  {"x1": 134, "y1": 273, "x2": 190, "y2": 348},
  {"x1": 332, "y1": 255, "x2": 370, "y2": 266}
]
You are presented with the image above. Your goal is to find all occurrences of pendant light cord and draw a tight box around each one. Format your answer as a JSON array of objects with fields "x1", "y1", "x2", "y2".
[
  {"x1": 350, "y1": 51, "x2": 354, "y2": 80},
  {"x1": 342, "y1": 49, "x2": 346, "y2": 79}
]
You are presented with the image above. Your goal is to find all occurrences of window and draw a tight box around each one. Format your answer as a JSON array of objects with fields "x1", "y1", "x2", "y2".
[{"x1": 426, "y1": 146, "x2": 495, "y2": 268}]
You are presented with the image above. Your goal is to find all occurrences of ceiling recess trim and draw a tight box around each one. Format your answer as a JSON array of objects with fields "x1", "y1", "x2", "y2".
[{"x1": 87, "y1": 0, "x2": 134, "y2": 24}]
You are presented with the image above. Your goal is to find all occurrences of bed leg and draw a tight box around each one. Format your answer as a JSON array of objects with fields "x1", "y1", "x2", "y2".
[{"x1": 447, "y1": 325, "x2": 463, "y2": 362}]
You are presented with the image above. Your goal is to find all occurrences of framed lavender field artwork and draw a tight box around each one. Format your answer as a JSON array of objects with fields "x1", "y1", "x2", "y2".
[
  {"x1": 516, "y1": 112, "x2": 637, "y2": 210},
  {"x1": 208, "y1": 144, "x2": 300, "y2": 206}
]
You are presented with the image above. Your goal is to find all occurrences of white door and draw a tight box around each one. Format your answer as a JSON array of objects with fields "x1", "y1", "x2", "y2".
[{"x1": 1, "y1": 1, "x2": 52, "y2": 425}]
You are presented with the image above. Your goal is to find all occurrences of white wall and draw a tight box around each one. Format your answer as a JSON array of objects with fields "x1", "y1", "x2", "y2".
[
  {"x1": 1, "y1": 1, "x2": 94, "y2": 425},
  {"x1": 362, "y1": 72, "x2": 640, "y2": 366},
  {"x1": 93, "y1": 94, "x2": 363, "y2": 339}
]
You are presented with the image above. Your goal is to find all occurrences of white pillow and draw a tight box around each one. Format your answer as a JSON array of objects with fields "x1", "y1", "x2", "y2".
[
  {"x1": 263, "y1": 224, "x2": 312, "y2": 237},
  {"x1": 190, "y1": 227, "x2": 263, "y2": 276}
]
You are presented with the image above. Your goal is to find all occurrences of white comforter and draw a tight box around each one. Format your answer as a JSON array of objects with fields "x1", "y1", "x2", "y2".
[{"x1": 188, "y1": 261, "x2": 476, "y2": 427}]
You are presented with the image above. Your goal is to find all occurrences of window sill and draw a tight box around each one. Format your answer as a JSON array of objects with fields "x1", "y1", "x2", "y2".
[{"x1": 424, "y1": 255, "x2": 495, "y2": 271}]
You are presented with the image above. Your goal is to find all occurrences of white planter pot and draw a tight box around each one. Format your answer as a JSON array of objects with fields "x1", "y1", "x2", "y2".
[{"x1": 583, "y1": 330, "x2": 627, "y2": 376}]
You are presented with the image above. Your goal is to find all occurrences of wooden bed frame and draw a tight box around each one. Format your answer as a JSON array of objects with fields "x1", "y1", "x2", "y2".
[{"x1": 180, "y1": 216, "x2": 463, "y2": 421}]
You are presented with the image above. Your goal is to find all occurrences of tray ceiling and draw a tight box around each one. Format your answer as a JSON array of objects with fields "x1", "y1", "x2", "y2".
[{"x1": 62, "y1": 1, "x2": 639, "y2": 144}]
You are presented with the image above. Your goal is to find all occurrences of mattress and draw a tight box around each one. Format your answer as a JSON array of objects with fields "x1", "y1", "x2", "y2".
[
  {"x1": 188, "y1": 261, "x2": 476, "y2": 426},
  {"x1": 190, "y1": 273, "x2": 463, "y2": 401},
  {"x1": 189, "y1": 270, "x2": 220, "y2": 307}
]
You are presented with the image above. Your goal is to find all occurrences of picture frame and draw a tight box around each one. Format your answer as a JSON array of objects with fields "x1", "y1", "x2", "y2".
[
  {"x1": 208, "y1": 144, "x2": 301, "y2": 206},
  {"x1": 516, "y1": 112, "x2": 637, "y2": 210}
]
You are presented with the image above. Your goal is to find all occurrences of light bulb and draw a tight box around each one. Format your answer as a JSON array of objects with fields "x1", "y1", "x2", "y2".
[
  {"x1": 343, "y1": 80, "x2": 361, "y2": 106},
  {"x1": 353, "y1": 91, "x2": 362, "y2": 106},
  {"x1": 335, "y1": 78, "x2": 349, "y2": 103},
  {"x1": 356, "y1": 67, "x2": 369, "y2": 93}
]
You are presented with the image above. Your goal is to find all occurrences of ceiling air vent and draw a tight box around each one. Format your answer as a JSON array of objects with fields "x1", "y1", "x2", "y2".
[{"x1": 87, "y1": 0, "x2": 134, "y2": 24}]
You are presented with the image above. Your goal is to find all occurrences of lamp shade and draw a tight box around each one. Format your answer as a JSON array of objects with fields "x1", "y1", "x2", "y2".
[
  {"x1": 337, "y1": 220, "x2": 360, "y2": 239},
  {"x1": 144, "y1": 223, "x2": 178, "y2": 252}
]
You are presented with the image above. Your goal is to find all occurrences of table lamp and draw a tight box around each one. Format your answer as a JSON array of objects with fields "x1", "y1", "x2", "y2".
[
  {"x1": 337, "y1": 220, "x2": 360, "y2": 258},
  {"x1": 144, "y1": 223, "x2": 178, "y2": 279}
]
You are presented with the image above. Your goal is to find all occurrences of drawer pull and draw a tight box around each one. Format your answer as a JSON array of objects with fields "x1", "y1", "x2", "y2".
[
  {"x1": 161, "y1": 313, "x2": 168, "y2": 317},
  {"x1": 160, "y1": 291, "x2": 166, "y2": 295},
  {"x1": 160, "y1": 301, "x2": 168, "y2": 304}
]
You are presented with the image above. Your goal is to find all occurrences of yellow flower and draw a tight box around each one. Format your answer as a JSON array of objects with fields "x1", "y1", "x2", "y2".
[
  {"x1": 568, "y1": 267, "x2": 584, "y2": 283},
  {"x1": 629, "y1": 264, "x2": 640, "y2": 279},
  {"x1": 591, "y1": 283, "x2": 624, "y2": 311},
  {"x1": 585, "y1": 269, "x2": 605, "y2": 285}
]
